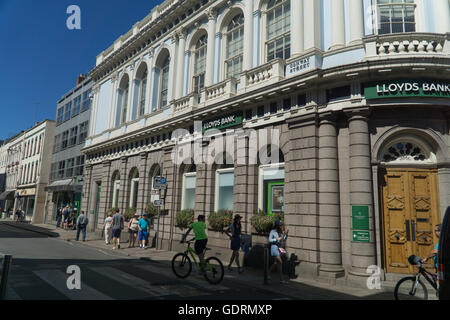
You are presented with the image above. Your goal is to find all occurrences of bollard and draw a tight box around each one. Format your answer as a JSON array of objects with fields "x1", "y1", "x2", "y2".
[{"x1": 0, "y1": 255, "x2": 13, "y2": 300}]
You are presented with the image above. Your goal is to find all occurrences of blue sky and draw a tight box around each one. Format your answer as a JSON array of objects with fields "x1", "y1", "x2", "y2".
[{"x1": 0, "y1": 0, "x2": 162, "y2": 140}]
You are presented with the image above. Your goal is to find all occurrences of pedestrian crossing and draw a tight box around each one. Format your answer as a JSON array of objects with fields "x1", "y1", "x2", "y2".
[{"x1": 5, "y1": 261, "x2": 231, "y2": 300}]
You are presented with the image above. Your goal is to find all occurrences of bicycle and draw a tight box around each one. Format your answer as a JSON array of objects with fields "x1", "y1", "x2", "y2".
[
  {"x1": 394, "y1": 255, "x2": 439, "y2": 300},
  {"x1": 172, "y1": 238, "x2": 224, "y2": 285}
]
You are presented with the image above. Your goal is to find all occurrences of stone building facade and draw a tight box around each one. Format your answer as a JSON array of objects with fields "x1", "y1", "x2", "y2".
[{"x1": 82, "y1": 0, "x2": 450, "y2": 286}]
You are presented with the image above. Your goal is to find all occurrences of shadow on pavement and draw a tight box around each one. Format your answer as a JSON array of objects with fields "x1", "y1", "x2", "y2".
[{"x1": 0, "y1": 222, "x2": 59, "y2": 238}]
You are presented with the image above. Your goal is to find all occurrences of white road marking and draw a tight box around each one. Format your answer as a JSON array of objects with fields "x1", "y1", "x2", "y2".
[
  {"x1": 89, "y1": 266, "x2": 173, "y2": 297},
  {"x1": 33, "y1": 269, "x2": 113, "y2": 300}
]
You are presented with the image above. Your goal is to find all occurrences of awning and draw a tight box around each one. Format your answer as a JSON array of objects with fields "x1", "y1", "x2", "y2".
[
  {"x1": 45, "y1": 179, "x2": 83, "y2": 193},
  {"x1": 0, "y1": 190, "x2": 15, "y2": 200}
]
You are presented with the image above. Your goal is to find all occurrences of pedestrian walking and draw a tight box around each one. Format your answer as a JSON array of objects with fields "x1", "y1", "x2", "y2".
[
  {"x1": 268, "y1": 220, "x2": 288, "y2": 284},
  {"x1": 104, "y1": 213, "x2": 113, "y2": 245},
  {"x1": 76, "y1": 211, "x2": 89, "y2": 241},
  {"x1": 128, "y1": 214, "x2": 139, "y2": 248},
  {"x1": 63, "y1": 205, "x2": 70, "y2": 230},
  {"x1": 111, "y1": 209, "x2": 124, "y2": 250},
  {"x1": 138, "y1": 213, "x2": 150, "y2": 249},
  {"x1": 224, "y1": 214, "x2": 244, "y2": 273},
  {"x1": 56, "y1": 207, "x2": 63, "y2": 228}
]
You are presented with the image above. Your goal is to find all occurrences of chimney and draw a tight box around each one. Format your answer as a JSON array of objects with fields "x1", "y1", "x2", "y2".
[{"x1": 76, "y1": 74, "x2": 86, "y2": 86}]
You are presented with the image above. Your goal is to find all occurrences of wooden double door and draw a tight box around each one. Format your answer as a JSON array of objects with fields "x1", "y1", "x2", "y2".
[{"x1": 381, "y1": 168, "x2": 440, "y2": 274}]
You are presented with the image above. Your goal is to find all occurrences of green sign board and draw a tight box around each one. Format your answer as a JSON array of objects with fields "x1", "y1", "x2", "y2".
[
  {"x1": 202, "y1": 112, "x2": 243, "y2": 133},
  {"x1": 353, "y1": 231, "x2": 370, "y2": 243},
  {"x1": 365, "y1": 80, "x2": 450, "y2": 100},
  {"x1": 352, "y1": 205, "x2": 369, "y2": 231}
]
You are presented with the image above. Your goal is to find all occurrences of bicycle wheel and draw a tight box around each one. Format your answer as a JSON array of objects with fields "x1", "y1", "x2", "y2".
[
  {"x1": 172, "y1": 253, "x2": 192, "y2": 279},
  {"x1": 203, "y1": 257, "x2": 224, "y2": 285},
  {"x1": 394, "y1": 277, "x2": 428, "y2": 300}
]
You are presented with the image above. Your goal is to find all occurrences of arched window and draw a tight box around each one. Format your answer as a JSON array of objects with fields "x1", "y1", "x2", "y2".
[
  {"x1": 116, "y1": 75, "x2": 130, "y2": 126},
  {"x1": 160, "y1": 56, "x2": 170, "y2": 108},
  {"x1": 266, "y1": 0, "x2": 291, "y2": 62},
  {"x1": 193, "y1": 34, "x2": 207, "y2": 94},
  {"x1": 225, "y1": 13, "x2": 244, "y2": 79},
  {"x1": 136, "y1": 64, "x2": 148, "y2": 117}
]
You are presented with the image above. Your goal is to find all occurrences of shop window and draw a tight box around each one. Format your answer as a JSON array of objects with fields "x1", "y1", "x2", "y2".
[
  {"x1": 215, "y1": 168, "x2": 234, "y2": 211},
  {"x1": 259, "y1": 164, "x2": 285, "y2": 216},
  {"x1": 182, "y1": 172, "x2": 196, "y2": 210}
]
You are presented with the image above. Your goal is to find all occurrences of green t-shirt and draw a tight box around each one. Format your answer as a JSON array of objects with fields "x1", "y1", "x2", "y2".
[{"x1": 189, "y1": 221, "x2": 207, "y2": 240}]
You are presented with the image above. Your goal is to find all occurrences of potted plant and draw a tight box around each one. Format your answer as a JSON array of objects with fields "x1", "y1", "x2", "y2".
[
  {"x1": 208, "y1": 210, "x2": 233, "y2": 231},
  {"x1": 124, "y1": 207, "x2": 136, "y2": 221},
  {"x1": 250, "y1": 210, "x2": 284, "y2": 235},
  {"x1": 176, "y1": 209, "x2": 195, "y2": 230}
]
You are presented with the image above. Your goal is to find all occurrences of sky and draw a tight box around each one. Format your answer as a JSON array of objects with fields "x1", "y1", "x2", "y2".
[{"x1": 0, "y1": 0, "x2": 163, "y2": 140}]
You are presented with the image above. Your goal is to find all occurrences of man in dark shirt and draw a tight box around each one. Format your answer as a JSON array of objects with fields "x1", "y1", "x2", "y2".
[{"x1": 111, "y1": 209, "x2": 124, "y2": 250}]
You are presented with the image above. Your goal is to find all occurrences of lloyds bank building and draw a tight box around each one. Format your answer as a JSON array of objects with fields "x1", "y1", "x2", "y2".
[{"x1": 81, "y1": 0, "x2": 450, "y2": 287}]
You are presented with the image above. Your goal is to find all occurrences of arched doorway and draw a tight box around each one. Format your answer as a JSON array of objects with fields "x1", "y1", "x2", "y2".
[{"x1": 379, "y1": 137, "x2": 440, "y2": 274}]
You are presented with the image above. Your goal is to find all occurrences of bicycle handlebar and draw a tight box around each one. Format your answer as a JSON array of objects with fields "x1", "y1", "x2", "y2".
[{"x1": 180, "y1": 237, "x2": 196, "y2": 244}]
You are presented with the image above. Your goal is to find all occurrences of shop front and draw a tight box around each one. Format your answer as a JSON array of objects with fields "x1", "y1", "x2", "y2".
[
  {"x1": 45, "y1": 179, "x2": 83, "y2": 223},
  {"x1": 15, "y1": 188, "x2": 36, "y2": 220}
]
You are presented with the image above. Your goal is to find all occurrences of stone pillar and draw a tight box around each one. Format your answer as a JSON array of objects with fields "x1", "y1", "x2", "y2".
[
  {"x1": 243, "y1": 0, "x2": 254, "y2": 71},
  {"x1": 347, "y1": 109, "x2": 376, "y2": 281},
  {"x1": 119, "y1": 157, "x2": 128, "y2": 213},
  {"x1": 318, "y1": 114, "x2": 344, "y2": 279},
  {"x1": 195, "y1": 163, "x2": 207, "y2": 216},
  {"x1": 330, "y1": 0, "x2": 345, "y2": 49},
  {"x1": 99, "y1": 161, "x2": 112, "y2": 228},
  {"x1": 137, "y1": 152, "x2": 149, "y2": 213},
  {"x1": 162, "y1": 146, "x2": 175, "y2": 250},
  {"x1": 176, "y1": 30, "x2": 186, "y2": 99},
  {"x1": 303, "y1": 0, "x2": 322, "y2": 51},
  {"x1": 291, "y1": 0, "x2": 304, "y2": 57},
  {"x1": 81, "y1": 164, "x2": 92, "y2": 214},
  {"x1": 435, "y1": 0, "x2": 450, "y2": 34},
  {"x1": 349, "y1": 0, "x2": 364, "y2": 44},
  {"x1": 205, "y1": 9, "x2": 217, "y2": 87}
]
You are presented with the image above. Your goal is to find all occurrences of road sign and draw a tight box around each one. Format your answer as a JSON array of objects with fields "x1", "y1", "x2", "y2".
[
  {"x1": 153, "y1": 176, "x2": 167, "y2": 190},
  {"x1": 154, "y1": 199, "x2": 164, "y2": 207},
  {"x1": 159, "y1": 210, "x2": 169, "y2": 216}
]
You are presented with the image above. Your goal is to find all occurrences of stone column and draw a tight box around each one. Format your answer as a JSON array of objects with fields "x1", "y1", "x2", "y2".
[
  {"x1": 176, "y1": 30, "x2": 186, "y2": 99},
  {"x1": 243, "y1": 0, "x2": 254, "y2": 71},
  {"x1": 137, "y1": 152, "x2": 149, "y2": 213},
  {"x1": 330, "y1": 0, "x2": 345, "y2": 49},
  {"x1": 99, "y1": 161, "x2": 112, "y2": 228},
  {"x1": 435, "y1": 0, "x2": 450, "y2": 34},
  {"x1": 291, "y1": 0, "x2": 304, "y2": 57},
  {"x1": 205, "y1": 9, "x2": 217, "y2": 87},
  {"x1": 349, "y1": 0, "x2": 364, "y2": 44},
  {"x1": 119, "y1": 157, "x2": 128, "y2": 213},
  {"x1": 303, "y1": 0, "x2": 322, "y2": 51},
  {"x1": 318, "y1": 114, "x2": 344, "y2": 279},
  {"x1": 347, "y1": 109, "x2": 376, "y2": 280}
]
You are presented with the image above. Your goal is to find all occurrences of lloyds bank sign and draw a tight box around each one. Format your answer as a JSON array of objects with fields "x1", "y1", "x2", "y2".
[{"x1": 365, "y1": 79, "x2": 450, "y2": 100}]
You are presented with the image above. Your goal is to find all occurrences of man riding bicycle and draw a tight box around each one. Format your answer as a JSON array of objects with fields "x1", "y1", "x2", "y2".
[{"x1": 183, "y1": 215, "x2": 208, "y2": 270}]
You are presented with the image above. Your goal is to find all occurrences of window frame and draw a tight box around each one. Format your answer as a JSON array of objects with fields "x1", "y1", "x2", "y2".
[
  {"x1": 224, "y1": 13, "x2": 245, "y2": 80},
  {"x1": 264, "y1": 0, "x2": 291, "y2": 62},
  {"x1": 375, "y1": 0, "x2": 416, "y2": 35},
  {"x1": 214, "y1": 167, "x2": 235, "y2": 212}
]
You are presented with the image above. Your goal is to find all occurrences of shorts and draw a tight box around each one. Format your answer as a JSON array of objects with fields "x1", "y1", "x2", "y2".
[
  {"x1": 194, "y1": 239, "x2": 208, "y2": 255},
  {"x1": 139, "y1": 230, "x2": 148, "y2": 241},
  {"x1": 112, "y1": 228, "x2": 122, "y2": 238},
  {"x1": 271, "y1": 244, "x2": 280, "y2": 257}
]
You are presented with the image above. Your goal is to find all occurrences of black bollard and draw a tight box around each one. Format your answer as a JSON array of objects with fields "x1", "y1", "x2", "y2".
[{"x1": 0, "y1": 255, "x2": 13, "y2": 300}]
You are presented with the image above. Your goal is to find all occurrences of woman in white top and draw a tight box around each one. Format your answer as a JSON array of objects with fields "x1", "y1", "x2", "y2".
[
  {"x1": 268, "y1": 220, "x2": 288, "y2": 284},
  {"x1": 128, "y1": 214, "x2": 140, "y2": 248},
  {"x1": 104, "y1": 213, "x2": 113, "y2": 245}
]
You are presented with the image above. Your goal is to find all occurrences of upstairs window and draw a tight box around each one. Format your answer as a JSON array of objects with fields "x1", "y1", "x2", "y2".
[
  {"x1": 139, "y1": 69, "x2": 148, "y2": 117},
  {"x1": 72, "y1": 95, "x2": 81, "y2": 116},
  {"x1": 160, "y1": 56, "x2": 170, "y2": 108},
  {"x1": 266, "y1": 0, "x2": 291, "y2": 62},
  {"x1": 376, "y1": 0, "x2": 415, "y2": 34},
  {"x1": 81, "y1": 89, "x2": 92, "y2": 112},
  {"x1": 193, "y1": 35, "x2": 207, "y2": 94},
  {"x1": 225, "y1": 13, "x2": 244, "y2": 79},
  {"x1": 63, "y1": 101, "x2": 72, "y2": 122}
]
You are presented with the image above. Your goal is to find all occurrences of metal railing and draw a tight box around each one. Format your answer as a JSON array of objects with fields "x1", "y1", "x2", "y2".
[{"x1": 0, "y1": 253, "x2": 13, "y2": 300}]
